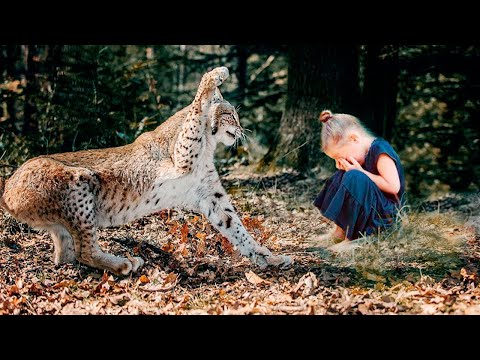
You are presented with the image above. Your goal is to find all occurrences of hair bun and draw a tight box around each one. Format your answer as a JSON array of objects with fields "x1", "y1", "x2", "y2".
[{"x1": 319, "y1": 110, "x2": 333, "y2": 123}]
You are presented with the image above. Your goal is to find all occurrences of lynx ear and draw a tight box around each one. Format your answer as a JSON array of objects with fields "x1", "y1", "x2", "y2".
[
  {"x1": 211, "y1": 123, "x2": 218, "y2": 135},
  {"x1": 210, "y1": 103, "x2": 220, "y2": 135}
]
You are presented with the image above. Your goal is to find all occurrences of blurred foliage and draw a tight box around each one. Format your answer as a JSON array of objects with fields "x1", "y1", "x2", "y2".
[
  {"x1": 0, "y1": 45, "x2": 287, "y2": 169},
  {"x1": 0, "y1": 45, "x2": 478, "y2": 201},
  {"x1": 394, "y1": 45, "x2": 480, "y2": 199}
]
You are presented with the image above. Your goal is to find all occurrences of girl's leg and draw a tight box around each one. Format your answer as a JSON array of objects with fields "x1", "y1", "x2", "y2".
[{"x1": 323, "y1": 169, "x2": 397, "y2": 240}]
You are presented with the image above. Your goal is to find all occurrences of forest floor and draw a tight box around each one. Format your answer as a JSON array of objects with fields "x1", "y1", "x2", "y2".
[{"x1": 1, "y1": 167, "x2": 479, "y2": 315}]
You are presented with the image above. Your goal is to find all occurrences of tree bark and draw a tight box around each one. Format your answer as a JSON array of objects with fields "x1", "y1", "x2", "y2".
[
  {"x1": 261, "y1": 45, "x2": 361, "y2": 172},
  {"x1": 361, "y1": 45, "x2": 399, "y2": 140},
  {"x1": 1, "y1": 45, "x2": 21, "y2": 134},
  {"x1": 22, "y1": 45, "x2": 40, "y2": 137},
  {"x1": 235, "y1": 45, "x2": 248, "y2": 104}
]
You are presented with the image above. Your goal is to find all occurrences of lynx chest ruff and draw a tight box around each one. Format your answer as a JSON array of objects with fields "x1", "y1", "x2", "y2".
[{"x1": 97, "y1": 160, "x2": 217, "y2": 227}]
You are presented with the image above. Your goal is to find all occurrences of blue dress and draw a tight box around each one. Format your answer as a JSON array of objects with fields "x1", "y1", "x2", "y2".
[{"x1": 313, "y1": 138, "x2": 406, "y2": 240}]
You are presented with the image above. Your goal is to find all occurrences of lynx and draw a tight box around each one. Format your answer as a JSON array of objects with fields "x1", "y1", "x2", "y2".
[{"x1": 0, "y1": 66, "x2": 292, "y2": 275}]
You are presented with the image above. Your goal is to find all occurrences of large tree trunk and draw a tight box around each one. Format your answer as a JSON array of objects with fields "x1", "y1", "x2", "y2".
[
  {"x1": 361, "y1": 45, "x2": 399, "y2": 140},
  {"x1": 22, "y1": 45, "x2": 40, "y2": 137},
  {"x1": 235, "y1": 45, "x2": 248, "y2": 104},
  {"x1": 261, "y1": 45, "x2": 360, "y2": 172},
  {"x1": 0, "y1": 45, "x2": 21, "y2": 134}
]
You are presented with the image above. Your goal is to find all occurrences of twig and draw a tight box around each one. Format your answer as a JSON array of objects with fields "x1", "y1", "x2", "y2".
[
  {"x1": 0, "y1": 163, "x2": 18, "y2": 169},
  {"x1": 249, "y1": 55, "x2": 275, "y2": 83},
  {"x1": 278, "y1": 141, "x2": 309, "y2": 160}
]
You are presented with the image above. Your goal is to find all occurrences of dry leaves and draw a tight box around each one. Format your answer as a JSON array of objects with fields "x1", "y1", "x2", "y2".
[
  {"x1": 1, "y1": 170, "x2": 480, "y2": 314},
  {"x1": 292, "y1": 272, "x2": 318, "y2": 297}
]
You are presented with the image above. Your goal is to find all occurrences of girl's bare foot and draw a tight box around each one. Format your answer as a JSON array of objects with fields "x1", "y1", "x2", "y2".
[
  {"x1": 328, "y1": 239, "x2": 362, "y2": 253},
  {"x1": 331, "y1": 225, "x2": 345, "y2": 243},
  {"x1": 311, "y1": 225, "x2": 345, "y2": 245}
]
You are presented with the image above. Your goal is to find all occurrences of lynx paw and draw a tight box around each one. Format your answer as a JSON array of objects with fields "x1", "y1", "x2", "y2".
[
  {"x1": 250, "y1": 245, "x2": 292, "y2": 269},
  {"x1": 206, "y1": 66, "x2": 229, "y2": 88},
  {"x1": 130, "y1": 256, "x2": 145, "y2": 273},
  {"x1": 54, "y1": 249, "x2": 76, "y2": 265},
  {"x1": 266, "y1": 254, "x2": 293, "y2": 268},
  {"x1": 119, "y1": 256, "x2": 145, "y2": 275}
]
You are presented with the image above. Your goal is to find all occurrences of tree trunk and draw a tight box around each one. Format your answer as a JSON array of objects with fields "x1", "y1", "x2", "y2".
[
  {"x1": 361, "y1": 45, "x2": 399, "y2": 140},
  {"x1": 0, "y1": 45, "x2": 21, "y2": 134},
  {"x1": 261, "y1": 45, "x2": 360, "y2": 172},
  {"x1": 22, "y1": 45, "x2": 40, "y2": 137},
  {"x1": 178, "y1": 45, "x2": 187, "y2": 92},
  {"x1": 235, "y1": 45, "x2": 248, "y2": 104}
]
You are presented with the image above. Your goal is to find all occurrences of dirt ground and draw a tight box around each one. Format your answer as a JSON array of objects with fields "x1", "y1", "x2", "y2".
[{"x1": 1, "y1": 168, "x2": 479, "y2": 315}]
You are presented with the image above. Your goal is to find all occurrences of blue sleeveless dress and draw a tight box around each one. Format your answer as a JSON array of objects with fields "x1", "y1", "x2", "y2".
[{"x1": 313, "y1": 138, "x2": 406, "y2": 240}]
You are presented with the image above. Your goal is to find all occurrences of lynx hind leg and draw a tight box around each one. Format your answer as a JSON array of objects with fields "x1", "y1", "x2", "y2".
[
  {"x1": 64, "y1": 174, "x2": 144, "y2": 275},
  {"x1": 69, "y1": 221, "x2": 144, "y2": 275},
  {"x1": 198, "y1": 188, "x2": 292, "y2": 268},
  {"x1": 49, "y1": 224, "x2": 76, "y2": 265}
]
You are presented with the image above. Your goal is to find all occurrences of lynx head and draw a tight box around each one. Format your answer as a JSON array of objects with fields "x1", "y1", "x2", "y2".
[{"x1": 210, "y1": 89, "x2": 244, "y2": 147}]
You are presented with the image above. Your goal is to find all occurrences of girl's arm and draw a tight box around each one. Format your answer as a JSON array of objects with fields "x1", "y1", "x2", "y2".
[{"x1": 339, "y1": 154, "x2": 400, "y2": 195}]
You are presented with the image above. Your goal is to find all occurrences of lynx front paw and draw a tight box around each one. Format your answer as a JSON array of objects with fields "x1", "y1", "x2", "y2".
[
  {"x1": 250, "y1": 245, "x2": 293, "y2": 269},
  {"x1": 206, "y1": 66, "x2": 229, "y2": 88},
  {"x1": 266, "y1": 254, "x2": 293, "y2": 268},
  {"x1": 130, "y1": 256, "x2": 144, "y2": 273}
]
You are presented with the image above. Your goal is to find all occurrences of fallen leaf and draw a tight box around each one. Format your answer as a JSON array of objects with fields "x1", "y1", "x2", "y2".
[
  {"x1": 245, "y1": 271, "x2": 271, "y2": 286},
  {"x1": 195, "y1": 232, "x2": 206, "y2": 241},
  {"x1": 141, "y1": 273, "x2": 178, "y2": 292},
  {"x1": 139, "y1": 275, "x2": 150, "y2": 284},
  {"x1": 181, "y1": 223, "x2": 189, "y2": 243},
  {"x1": 292, "y1": 272, "x2": 318, "y2": 297},
  {"x1": 358, "y1": 303, "x2": 370, "y2": 314},
  {"x1": 16, "y1": 279, "x2": 24, "y2": 290},
  {"x1": 8, "y1": 285, "x2": 19, "y2": 296},
  {"x1": 110, "y1": 294, "x2": 130, "y2": 306},
  {"x1": 168, "y1": 222, "x2": 179, "y2": 235},
  {"x1": 161, "y1": 242, "x2": 174, "y2": 253},
  {"x1": 421, "y1": 303, "x2": 439, "y2": 315},
  {"x1": 28, "y1": 283, "x2": 43, "y2": 295},
  {"x1": 220, "y1": 236, "x2": 234, "y2": 254},
  {"x1": 196, "y1": 238, "x2": 206, "y2": 256},
  {"x1": 363, "y1": 271, "x2": 386, "y2": 283},
  {"x1": 164, "y1": 272, "x2": 178, "y2": 284},
  {"x1": 381, "y1": 295, "x2": 395, "y2": 303},
  {"x1": 52, "y1": 280, "x2": 76, "y2": 289},
  {"x1": 460, "y1": 268, "x2": 476, "y2": 281},
  {"x1": 175, "y1": 243, "x2": 189, "y2": 257}
]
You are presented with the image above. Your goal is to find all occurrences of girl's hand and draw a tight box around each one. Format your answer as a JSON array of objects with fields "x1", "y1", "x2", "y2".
[
  {"x1": 335, "y1": 159, "x2": 345, "y2": 170},
  {"x1": 339, "y1": 156, "x2": 363, "y2": 172}
]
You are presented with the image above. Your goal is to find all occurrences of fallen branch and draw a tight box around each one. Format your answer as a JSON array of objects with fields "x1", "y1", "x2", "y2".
[{"x1": 110, "y1": 236, "x2": 171, "y2": 262}]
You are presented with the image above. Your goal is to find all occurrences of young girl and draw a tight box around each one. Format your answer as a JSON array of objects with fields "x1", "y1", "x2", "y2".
[{"x1": 313, "y1": 110, "x2": 406, "y2": 250}]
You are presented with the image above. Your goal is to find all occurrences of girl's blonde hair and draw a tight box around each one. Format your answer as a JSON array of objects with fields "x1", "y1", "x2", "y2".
[{"x1": 319, "y1": 110, "x2": 374, "y2": 151}]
